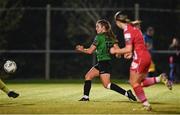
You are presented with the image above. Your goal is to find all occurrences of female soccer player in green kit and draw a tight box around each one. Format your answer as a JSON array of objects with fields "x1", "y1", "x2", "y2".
[{"x1": 76, "y1": 19, "x2": 136, "y2": 101}]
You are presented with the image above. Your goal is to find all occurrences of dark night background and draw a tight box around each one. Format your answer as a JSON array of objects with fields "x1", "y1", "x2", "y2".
[{"x1": 0, "y1": 0, "x2": 179, "y2": 79}]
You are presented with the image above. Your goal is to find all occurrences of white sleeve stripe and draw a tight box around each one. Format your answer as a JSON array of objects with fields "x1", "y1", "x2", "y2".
[{"x1": 124, "y1": 33, "x2": 131, "y2": 38}]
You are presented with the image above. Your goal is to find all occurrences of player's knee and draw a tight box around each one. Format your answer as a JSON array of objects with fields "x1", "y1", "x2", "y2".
[
  {"x1": 85, "y1": 74, "x2": 90, "y2": 80},
  {"x1": 103, "y1": 83, "x2": 111, "y2": 89},
  {"x1": 85, "y1": 74, "x2": 93, "y2": 80},
  {"x1": 129, "y1": 79, "x2": 136, "y2": 87},
  {"x1": 130, "y1": 81, "x2": 140, "y2": 88},
  {"x1": 129, "y1": 81, "x2": 133, "y2": 86}
]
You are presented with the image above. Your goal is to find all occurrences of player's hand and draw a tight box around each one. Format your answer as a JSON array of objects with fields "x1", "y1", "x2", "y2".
[
  {"x1": 76, "y1": 45, "x2": 84, "y2": 52},
  {"x1": 110, "y1": 47, "x2": 116, "y2": 54},
  {"x1": 115, "y1": 54, "x2": 121, "y2": 58},
  {"x1": 124, "y1": 52, "x2": 132, "y2": 59}
]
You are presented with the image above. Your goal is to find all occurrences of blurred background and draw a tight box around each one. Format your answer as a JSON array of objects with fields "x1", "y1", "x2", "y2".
[{"x1": 0, "y1": 0, "x2": 180, "y2": 81}]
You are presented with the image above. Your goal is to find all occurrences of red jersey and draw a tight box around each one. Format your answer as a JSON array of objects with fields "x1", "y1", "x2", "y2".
[{"x1": 124, "y1": 24, "x2": 151, "y2": 73}]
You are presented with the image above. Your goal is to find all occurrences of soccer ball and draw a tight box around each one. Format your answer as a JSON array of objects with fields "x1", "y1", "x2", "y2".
[{"x1": 3, "y1": 60, "x2": 17, "y2": 73}]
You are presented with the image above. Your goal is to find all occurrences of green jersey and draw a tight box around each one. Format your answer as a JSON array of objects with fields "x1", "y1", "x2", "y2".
[{"x1": 92, "y1": 33, "x2": 116, "y2": 61}]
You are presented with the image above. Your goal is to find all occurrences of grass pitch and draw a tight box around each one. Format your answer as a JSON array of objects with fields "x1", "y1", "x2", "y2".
[{"x1": 0, "y1": 80, "x2": 180, "y2": 114}]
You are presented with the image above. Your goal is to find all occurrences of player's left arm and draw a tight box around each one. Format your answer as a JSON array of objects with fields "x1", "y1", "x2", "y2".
[
  {"x1": 113, "y1": 43, "x2": 133, "y2": 59},
  {"x1": 111, "y1": 44, "x2": 132, "y2": 54},
  {"x1": 113, "y1": 43, "x2": 122, "y2": 58},
  {"x1": 113, "y1": 43, "x2": 120, "y2": 49}
]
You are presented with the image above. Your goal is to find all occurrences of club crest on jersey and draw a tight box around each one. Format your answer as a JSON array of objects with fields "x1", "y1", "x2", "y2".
[
  {"x1": 124, "y1": 33, "x2": 131, "y2": 41},
  {"x1": 131, "y1": 61, "x2": 138, "y2": 69}
]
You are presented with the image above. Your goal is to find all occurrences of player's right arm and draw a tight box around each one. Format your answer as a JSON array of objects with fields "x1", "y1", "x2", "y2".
[
  {"x1": 76, "y1": 35, "x2": 99, "y2": 54},
  {"x1": 146, "y1": 42, "x2": 153, "y2": 50},
  {"x1": 124, "y1": 52, "x2": 133, "y2": 59},
  {"x1": 76, "y1": 44, "x2": 96, "y2": 54},
  {"x1": 110, "y1": 31, "x2": 133, "y2": 55}
]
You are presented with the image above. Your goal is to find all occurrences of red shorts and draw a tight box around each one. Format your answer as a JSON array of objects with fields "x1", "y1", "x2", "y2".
[{"x1": 130, "y1": 52, "x2": 151, "y2": 74}]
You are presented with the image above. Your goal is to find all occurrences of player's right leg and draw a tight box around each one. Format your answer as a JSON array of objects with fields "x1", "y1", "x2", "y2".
[
  {"x1": 130, "y1": 71, "x2": 152, "y2": 111},
  {"x1": 79, "y1": 66, "x2": 99, "y2": 101},
  {"x1": 100, "y1": 74, "x2": 137, "y2": 101},
  {"x1": 0, "y1": 79, "x2": 19, "y2": 98}
]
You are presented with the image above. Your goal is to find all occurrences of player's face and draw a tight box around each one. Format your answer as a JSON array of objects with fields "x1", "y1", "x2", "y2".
[
  {"x1": 147, "y1": 28, "x2": 154, "y2": 36},
  {"x1": 116, "y1": 21, "x2": 123, "y2": 29},
  {"x1": 96, "y1": 23, "x2": 104, "y2": 34}
]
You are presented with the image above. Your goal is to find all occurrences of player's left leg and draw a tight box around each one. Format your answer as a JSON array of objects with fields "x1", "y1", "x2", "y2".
[
  {"x1": 141, "y1": 73, "x2": 172, "y2": 90},
  {"x1": 141, "y1": 77, "x2": 157, "y2": 87},
  {"x1": 0, "y1": 79, "x2": 19, "y2": 98},
  {"x1": 0, "y1": 79, "x2": 9, "y2": 94},
  {"x1": 100, "y1": 74, "x2": 137, "y2": 101},
  {"x1": 159, "y1": 73, "x2": 173, "y2": 90}
]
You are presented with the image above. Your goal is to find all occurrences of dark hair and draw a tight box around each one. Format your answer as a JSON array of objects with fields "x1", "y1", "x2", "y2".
[
  {"x1": 97, "y1": 19, "x2": 118, "y2": 42},
  {"x1": 114, "y1": 11, "x2": 130, "y2": 23},
  {"x1": 146, "y1": 26, "x2": 154, "y2": 32}
]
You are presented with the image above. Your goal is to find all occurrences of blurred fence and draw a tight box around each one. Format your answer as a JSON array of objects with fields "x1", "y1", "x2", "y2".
[{"x1": 0, "y1": 4, "x2": 180, "y2": 80}]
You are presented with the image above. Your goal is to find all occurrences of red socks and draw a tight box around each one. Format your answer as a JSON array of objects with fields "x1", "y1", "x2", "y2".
[
  {"x1": 141, "y1": 77, "x2": 156, "y2": 87},
  {"x1": 133, "y1": 85, "x2": 147, "y2": 103}
]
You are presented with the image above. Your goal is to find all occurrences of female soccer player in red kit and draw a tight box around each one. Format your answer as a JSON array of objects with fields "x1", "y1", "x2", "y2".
[{"x1": 110, "y1": 11, "x2": 172, "y2": 111}]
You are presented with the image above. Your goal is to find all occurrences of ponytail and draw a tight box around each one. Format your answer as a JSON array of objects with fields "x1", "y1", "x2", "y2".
[{"x1": 106, "y1": 29, "x2": 118, "y2": 42}]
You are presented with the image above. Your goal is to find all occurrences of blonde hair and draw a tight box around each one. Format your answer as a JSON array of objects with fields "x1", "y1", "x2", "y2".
[
  {"x1": 130, "y1": 20, "x2": 141, "y2": 28},
  {"x1": 130, "y1": 20, "x2": 141, "y2": 25}
]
